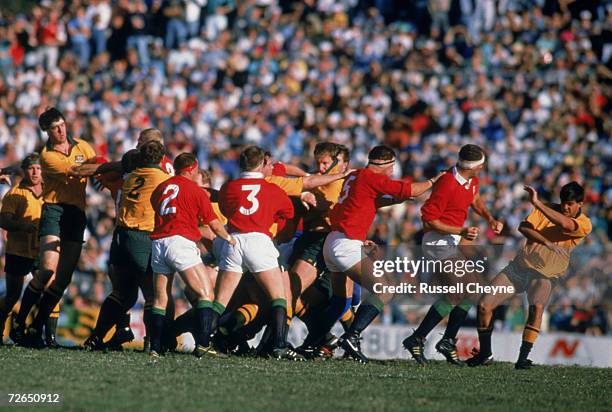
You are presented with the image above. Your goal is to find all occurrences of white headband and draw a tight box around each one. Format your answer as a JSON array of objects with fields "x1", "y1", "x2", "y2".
[{"x1": 457, "y1": 156, "x2": 485, "y2": 169}]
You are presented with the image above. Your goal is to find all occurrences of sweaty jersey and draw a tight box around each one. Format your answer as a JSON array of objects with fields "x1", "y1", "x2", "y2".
[
  {"x1": 515, "y1": 206, "x2": 592, "y2": 278},
  {"x1": 303, "y1": 163, "x2": 344, "y2": 231},
  {"x1": 150, "y1": 175, "x2": 218, "y2": 241},
  {"x1": 117, "y1": 165, "x2": 171, "y2": 232},
  {"x1": 41, "y1": 136, "x2": 96, "y2": 210},
  {"x1": 219, "y1": 172, "x2": 294, "y2": 238},
  {"x1": 330, "y1": 168, "x2": 412, "y2": 241},
  {"x1": 421, "y1": 167, "x2": 479, "y2": 228},
  {"x1": 0, "y1": 183, "x2": 44, "y2": 259}
]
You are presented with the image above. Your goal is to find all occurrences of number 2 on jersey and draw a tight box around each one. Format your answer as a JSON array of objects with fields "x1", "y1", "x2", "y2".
[
  {"x1": 160, "y1": 184, "x2": 179, "y2": 215},
  {"x1": 337, "y1": 175, "x2": 356, "y2": 204},
  {"x1": 239, "y1": 184, "x2": 260, "y2": 215}
]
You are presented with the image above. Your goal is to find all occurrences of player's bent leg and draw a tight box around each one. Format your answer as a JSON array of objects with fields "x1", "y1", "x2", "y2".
[
  {"x1": 15, "y1": 238, "x2": 59, "y2": 336},
  {"x1": 29, "y1": 240, "x2": 83, "y2": 345},
  {"x1": 289, "y1": 260, "x2": 318, "y2": 311},
  {"x1": 0, "y1": 273, "x2": 25, "y2": 343},
  {"x1": 254, "y1": 268, "x2": 302, "y2": 361},
  {"x1": 468, "y1": 271, "x2": 517, "y2": 367},
  {"x1": 515, "y1": 278, "x2": 552, "y2": 370}
]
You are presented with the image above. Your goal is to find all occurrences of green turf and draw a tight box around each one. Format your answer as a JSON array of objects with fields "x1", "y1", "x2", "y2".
[{"x1": 0, "y1": 346, "x2": 610, "y2": 412}]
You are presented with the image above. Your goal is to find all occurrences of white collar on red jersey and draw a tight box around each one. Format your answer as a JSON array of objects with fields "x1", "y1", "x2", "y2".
[
  {"x1": 240, "y1": 172, "x2": 264, "y2": 179},
  {"x1": 452, "y1": 166, "x2": 472, "y2": 188}
]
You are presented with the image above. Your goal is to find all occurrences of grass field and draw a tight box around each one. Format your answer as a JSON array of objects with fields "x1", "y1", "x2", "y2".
[{"x1": 1, "y1": 346, "x2": 610, "y2": 412}]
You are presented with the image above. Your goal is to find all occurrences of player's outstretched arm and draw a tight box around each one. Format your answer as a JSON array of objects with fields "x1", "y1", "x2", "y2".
[
  {"x1": 69, "y1": 160, "x2": 122, "y2": 177},
  {"x1": 523, "y1": 185, "x2": 577, "y2": 231},
  {"x1": 284, "y1": 164, "x2": 308, "y2": 177},
  {"x1": 302, "y1": 169, "x2": 352, "y2": 190},
  {"x1": 207, "y1": 218, "x2": 236, "y2": 246},
  {"x1": 410, "y1": 171, "x2": 444, "y2": 197}
]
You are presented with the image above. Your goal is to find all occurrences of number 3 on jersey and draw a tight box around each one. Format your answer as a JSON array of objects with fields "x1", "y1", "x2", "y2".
[
  {"x1": 160, "y1": 184, "x2": 179, "y2": 215},
  {"x1": 337, "y1": 175, "x2": 356, "y2": 204},
  {"x1": 239, "y1": 184, "x2": 260, "y2": 215}
]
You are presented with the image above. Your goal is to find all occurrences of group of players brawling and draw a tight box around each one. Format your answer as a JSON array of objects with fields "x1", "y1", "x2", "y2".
[{"x1": 0, "y1": 107, "x2": 591, "y2": 368}]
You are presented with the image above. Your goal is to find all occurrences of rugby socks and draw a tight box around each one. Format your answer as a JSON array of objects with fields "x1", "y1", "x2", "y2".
[
  {"x1": 143, "y1": 304, "x2": 153, "y2": 339},
  {"x1": 30, "y1": 288, "x2": 63, "y2": 332},
  {"x1": 477, "y1": 325, "x2": 493, "y2": 356},
  {"x1": 45, "y1": 309, "x2": 59, "y2": 345},
  {"x1": 270, "y1": 299, "x2": 288, "y2": 349},
  {"x1": 16, "y1": 282, "x2": 43, "y2": 327},
  {"x1": 195, "y1": 300, "x2": 214, "y2": 347},
  {"x1": 173, "y1": 308, "x2": 195, "y2": 336},
  {"x1": 347, "y1": 295, "x2": 383, "y2": 335},
  {"x1": 414, "y1": 300, "x2": 453, "y2": 338},
  {"x1": 117, "y1": 312, "x2": 130, "y2": 330},
  {"x1": 518, "y1": 323, "x2": 540, "y2": 362},
  {"x1": 304, "y1": 296, "x2": 352, "y2": 346},
  {"x1": 340, "y1": 308, "x2": 354, "y2": 332},
  {"x1": 150, "y1": 307, "x2": 166, "y2": 353},
  {"x1": 93, "y1": 296, "x2": 123, "y2": 339},
  {"x1": 443, "y1": 303, "x2": 471, "y2": 340},
  {"x1": 162, "y1": 300, "x2": 176, "y2": 349},
  {"x1": 211, "y1": 301, "x2": 226, "y2": 332}
]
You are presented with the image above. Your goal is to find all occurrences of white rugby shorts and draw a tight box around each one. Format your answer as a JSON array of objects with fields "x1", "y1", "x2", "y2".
[
  {"x1": 219, "y1": 232, "x2": 279, "y2": 274},
  {"x1": 152, "y1": 235, "x2": 202, "y2": 274},
  {"x1": 322, "y1": 230, "x2": 363, "y2": 273}
]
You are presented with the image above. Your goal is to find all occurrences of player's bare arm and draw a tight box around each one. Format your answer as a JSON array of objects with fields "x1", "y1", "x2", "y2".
[
  {"x1": 410, "y1": 171, "x2": 444, "y2": 197},
  {"x1": 424, "y1": 219, "x2": 479, "y2": 240},
  {"x1": 518, "y1": 221, "x2": 569, "y2": 257},
  {"x1": 302, "y1": 169, "x2": 352, "y2": 190},
  {"x1": 284, "y1": 164, "x2": 309, "y2": 177},
  {"x1": 472, "y1": 193, "x2": 504, "y2": 234},
  {"x1": 68, "y1": 160, "x2": 122, "y2": 177},
  {"x1": 523, "y1": 185, "x2": 578, "y2": 232},
  {"x1": 208, "y1": 218, "x2": 237, "y2": 246}
]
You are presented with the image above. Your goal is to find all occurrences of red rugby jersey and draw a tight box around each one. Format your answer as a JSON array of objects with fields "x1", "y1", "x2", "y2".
[
  {"x1": 150, "y1": 175, "x2": 217, "y2": 241},
  {"x1": 219, "y1": 172, "x2": 294, "y2": 238},
  {"x1": 421, "y1": 168, "x2": 479, "y2": 227},
  {"x1": 330, "y1": 168, "x2": 412, "y2": 241}
]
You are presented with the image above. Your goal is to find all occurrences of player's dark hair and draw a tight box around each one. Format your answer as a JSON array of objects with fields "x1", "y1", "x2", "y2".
[
  {"x1": 138, "y1": 141, "x2": 165, "y2": 166},
  {"x1": 368, "y1": 145, "x2": 396, "y2": 163},
  {"x1": 240, "y1": 146, "x2": 265, "y2": 171},
  {"x1": 139, "y1": 128, "x2": 164, "y2": 144},
  {"x1": 560, "y1": 181, "x2": 585, "y2": 203},
  {"x1": 21, "y1": 153, "x2": 40, "y2": 171},
  {"x1": 314, "y1": 142, "x2": 339, "y2": 159},
  {"x1": 337, "y1": 144, "x2": 350, "y2": 162},
  {"x1": 174, "y1": 152, "x2": 198, "y2": 173},
  {"x1": 458, "y1": 144, "x2": 485, "y2": 161},
  {"x1": 38, "y1": 107, "x2": 65, "y2": 131}
]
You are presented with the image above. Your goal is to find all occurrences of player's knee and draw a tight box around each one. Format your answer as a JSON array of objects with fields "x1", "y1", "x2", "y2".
[
  {"x1": 34, "y1": 269, "x2": 54, "y2": 287},
  {"x1": 478, "y1": 302, "x2": 494, "y2": 316}
]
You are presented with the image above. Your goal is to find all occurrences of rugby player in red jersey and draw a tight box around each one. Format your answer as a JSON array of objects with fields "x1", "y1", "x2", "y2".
[
  {"x1": 148, "y1": 153, "x2": 234, "y2": 359},
  {"x1": 210, "y1": 146, "x2": 300, "y2": 360},
  {"x1": 322, "y1": 145, "x2": 443, "y2": 362},
  {"x1": 403, "y1": 144, "x2": 503, "y2": 367}
]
